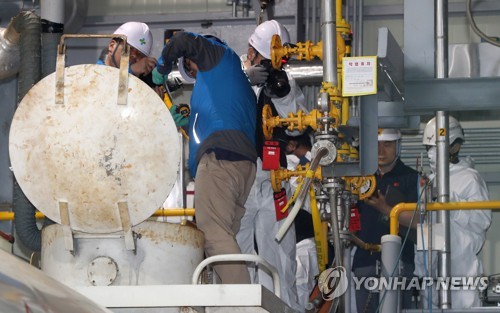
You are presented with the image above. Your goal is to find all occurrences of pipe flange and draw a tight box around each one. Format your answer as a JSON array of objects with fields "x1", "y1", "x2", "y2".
[
  {"x1": 322, "y1": 178, "x2": 345, "y2": 190},
  {"x1": 312, "y1": 140, "x2": 337, "y2": 166}
]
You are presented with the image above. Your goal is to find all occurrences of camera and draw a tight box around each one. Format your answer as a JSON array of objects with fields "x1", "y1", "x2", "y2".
[{"x1": 260, "y1": 59, "x2": 291, "y2": 98}]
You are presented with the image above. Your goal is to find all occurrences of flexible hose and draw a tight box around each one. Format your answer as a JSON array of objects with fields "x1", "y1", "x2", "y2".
[
  {"x1": 466, "y1": 0, "x2": 500, "y2": 47},
  {"x1": 275, "y1": 147, "x2": 327, "y2": 242},
  {"x1": 12, "y1": 11, "x2": 42, "y2": 252}
]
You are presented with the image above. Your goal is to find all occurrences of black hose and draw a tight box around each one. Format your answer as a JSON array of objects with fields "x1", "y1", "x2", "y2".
[{"x1": 12, "y1": 11, "x2": 42, "y2": 252}]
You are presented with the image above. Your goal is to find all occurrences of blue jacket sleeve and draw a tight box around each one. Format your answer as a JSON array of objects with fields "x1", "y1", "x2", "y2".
[{"x1": 156, "y1": 31, "x2": 225, "y2": 75}]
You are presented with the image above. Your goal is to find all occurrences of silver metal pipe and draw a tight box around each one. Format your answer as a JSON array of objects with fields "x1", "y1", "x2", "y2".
[
  {"x1": 343, "y1": 245, "x2": 352, "y2": 313},
  {"x1": 435, "y1": 0, "x2": 451, "y2": 308},
  {"x1": 345, "y1": 0, "x2": 351, "y2": 24},
  {"x1": 435, "y1": 112, "x2": 451, "y2": 309},
  {"x1": 342, "y1": 198, "x2": 352, "y2": 313},
  {"x1": 305, "y1": 0, "x2": 310, "y2": 40},
  {"x1": 284, "y1": 60, "x2": 323, "y2": 84},
  {"x1": 312, "y1": 0, "x2": 318, "y2": 42},
  {"x1": 322, "y1": 0, "x2": 337, "y2": 84},
  {"x1": 436, "y1": 0, "x2": 449, "y2": 79},
  {"x1": 357, "y1": 0, "x2": 364, "y2": 56},
  {"x1": 232, "y1": 1, "x2": 237, "y2": 17},
  {"x1": 352, "y1": 0, "x2": 357, "y2": 56},
  {"x1": 354, "y1": 0, "x2": 364, "y2": 112},
  {"x1": 329, "y1": 190, "x2": 343, "y2": 269}
]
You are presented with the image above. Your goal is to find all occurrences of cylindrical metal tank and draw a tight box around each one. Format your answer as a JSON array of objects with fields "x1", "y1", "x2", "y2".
[
  {"x1": 41, "y1": 221, "x2": 204, "y2": 286},
  {"x1": 9, "y1": 59, "x2": 203, "y2": 312}
]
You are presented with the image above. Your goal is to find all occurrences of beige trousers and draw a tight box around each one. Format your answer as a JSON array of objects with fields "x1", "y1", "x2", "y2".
[{"x1": 195, "y1": 152, "x2": 256, "y2": 284}]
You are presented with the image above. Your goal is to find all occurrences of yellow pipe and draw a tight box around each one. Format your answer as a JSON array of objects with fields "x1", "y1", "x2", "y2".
[
  {"x1": 336, "y1": 0, "x2": 342, "y2": 22},
  {"x1": 309, "y1": 186, "x2": 329, "y2": 272},
  {"x1": 0, "y1": 208, "x2": 196, "y2": 221},
  {"x1": 389, "y1": 201, "x2": 500, "y2": 236},
  {"x1": 341, "y1": 98, "x2": 349, "y2": 125}
]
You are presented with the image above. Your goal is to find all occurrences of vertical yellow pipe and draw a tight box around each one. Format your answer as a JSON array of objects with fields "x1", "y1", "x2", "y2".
[
  {"x1": 341, "y1": 99, "x2": 349, "y2": 125},
  {"x1": 336, "y1": 0, "x2": 343, "y2": 22},
  {"x1": 309, "y1": 186, "x2": 329, "y2": 272}
]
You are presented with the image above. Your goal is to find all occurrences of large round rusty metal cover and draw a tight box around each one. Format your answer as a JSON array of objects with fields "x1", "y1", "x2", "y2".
[{"x1": 9, "y1": 64, "x2": 180, "y2": 233}]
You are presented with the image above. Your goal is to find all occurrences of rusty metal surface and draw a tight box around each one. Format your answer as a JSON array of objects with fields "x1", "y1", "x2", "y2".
[
  {"x1": 41, "y1": 222, "x2": 204, "y2": 287},
  {"x1": 133, "y1": 221, "x2": 204, "y2": 249},
  {"x1": 9, "y1": 64, "x2": 179, "y2": 234}
]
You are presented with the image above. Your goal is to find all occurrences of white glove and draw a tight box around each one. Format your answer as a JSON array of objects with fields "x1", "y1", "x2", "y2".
[{"x1": 245, "y1": 64, "x2": 269, "y2": 86}]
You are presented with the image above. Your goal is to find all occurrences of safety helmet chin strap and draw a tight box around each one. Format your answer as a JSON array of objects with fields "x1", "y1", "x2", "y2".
[
  {"x1": 388, "y1": 139, "x2": 402, "y2": 168},
  {"x1": 396, "y1": 139, "x2": 402, "y2": 159}
]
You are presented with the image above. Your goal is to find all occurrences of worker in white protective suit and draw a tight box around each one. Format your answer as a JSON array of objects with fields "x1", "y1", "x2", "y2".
[
  {"x1": 236, "y1": 20, "x2": 307, "y2": 312},
  {"x1": 285, "y1": 132, "x2": 320, "y2": 311},
  {"x1": 416, "y1": 116, "x2": 491, "y2": 308}
]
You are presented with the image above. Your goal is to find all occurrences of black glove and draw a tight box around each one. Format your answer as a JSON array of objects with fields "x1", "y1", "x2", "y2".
[{"x1": 245, "y1": 64, "x2": 269, "y2": 86}]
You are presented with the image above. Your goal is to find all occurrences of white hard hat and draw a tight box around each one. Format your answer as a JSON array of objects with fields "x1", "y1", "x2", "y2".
[
  {"x1": 378, "y1": 129, "x2": 401, "y2": 141},
  {"x1": 176, "y1": 34, "x2": 226, "y2": 83},
  {"x1": 248, "y1": 20, "x2": 290, "y2": 59},
  {"x1": 422, "y1": 116, "x2": 464, "y2": 146},
  {"x1": 113, "y1": 22, "x2": 153, "y2": 57}
]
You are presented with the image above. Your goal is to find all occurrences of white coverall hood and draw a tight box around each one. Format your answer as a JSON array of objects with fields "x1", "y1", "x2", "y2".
[
  {"x1": 415, "y1": 155, "x2": 491, "y2": 309},
  {"x1": 235, "y1": 68, "x2": 307, "y2": 312},
  {"x1": 286, "y1": 152, "x2": 318, "y2": 310}
]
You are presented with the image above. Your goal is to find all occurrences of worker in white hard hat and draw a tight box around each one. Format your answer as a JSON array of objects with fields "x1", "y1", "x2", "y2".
[
  {"x1": 236, "y1": 20, "x2": 306, "y2": 312},
  {"x1": 415, "y1": 116, "x2": 491, "y2": 308},
  {"x1": 352, "y1": 128, "x2": 419, "y2": 313},
  {"x1": 97, "y1": 21, "x2": 157, "y2": 78}
]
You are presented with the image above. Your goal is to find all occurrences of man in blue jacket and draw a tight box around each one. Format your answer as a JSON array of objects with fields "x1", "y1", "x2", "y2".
[{"x1": 153, "y1": 32, "x2": 257, "y2": 284}]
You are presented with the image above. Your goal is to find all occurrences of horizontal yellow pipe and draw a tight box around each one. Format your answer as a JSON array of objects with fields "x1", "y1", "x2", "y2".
[
  {"x1": 0, "y1": 208, "x2": 195, "y2": 221},
  {"x1": 389, "y1": 201, "x2": 500, "y2": 236}
]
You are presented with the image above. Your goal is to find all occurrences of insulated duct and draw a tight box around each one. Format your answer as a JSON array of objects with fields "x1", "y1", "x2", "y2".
[
  {"x1": 12, "y1": 10, "x2": 42, "y2": 252},
  {"x1": 0, "y1": 14, "x2": 21, "y2": 80}
]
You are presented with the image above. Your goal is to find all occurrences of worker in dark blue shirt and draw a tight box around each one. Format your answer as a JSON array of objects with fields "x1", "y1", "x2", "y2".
[{"x1": 352, "y1": 129, "x2": 419, "y2": 313}]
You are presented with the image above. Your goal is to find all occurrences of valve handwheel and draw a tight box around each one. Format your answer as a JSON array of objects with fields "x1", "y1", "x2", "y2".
[{"x1": 262, "y1": 104, "x2": 275, "y2": 140}]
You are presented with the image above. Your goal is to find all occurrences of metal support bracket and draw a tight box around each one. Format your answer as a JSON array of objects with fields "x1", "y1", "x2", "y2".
[
  {"x1": 58, "y1": 201, "x2": 74, "y2": 254},
  {"x1": 117, "y1": 201, "x2": 136, "y2": 252},
  {"x1": 54, "y1": 34, "x2": 130, "y2": 106}
]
